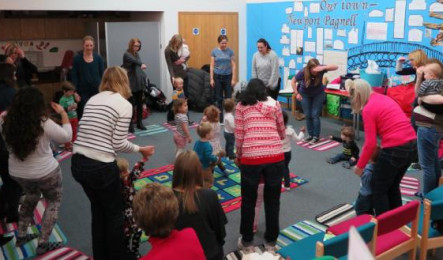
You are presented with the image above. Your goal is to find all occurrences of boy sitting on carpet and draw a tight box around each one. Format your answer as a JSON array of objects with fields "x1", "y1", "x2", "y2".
[
  {"x1": 117, "y1": 158, "x2": 144, "y2": 258},
  {"x1": 354, "y1": 146, "x2": 380, "y2": 216},
  {"x1": 327, "y1": 126, "x2": 359, "y2": 169},
  {"x1": 133, "y1": 183, "x2": 205, "y2": 260}
]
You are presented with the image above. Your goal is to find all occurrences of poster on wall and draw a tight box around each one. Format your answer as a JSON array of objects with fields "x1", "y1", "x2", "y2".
[
  {"x1": 394, "y1": 0, "x2": 406, "y2": 39},
  {"x1": 366, "y1": 22, "x2": 388, "y2": 41},
  {"x1": 324, "y1": 50, "x2": 348, "y2": 82}
]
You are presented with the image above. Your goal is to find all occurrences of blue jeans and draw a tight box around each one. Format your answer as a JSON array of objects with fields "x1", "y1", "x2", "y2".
[
  {"x1": 240, "y1": 160, "x2": 284, "y2": 244},
  {"x1": 224, "y1": 132, "x2": 235, "y2": 159},
  {"x1": 300, "y1": 92, "x2": 325, "y2": 138},
  {"x1": 417, "y1": 126, "x2": 443, "y2": 194},
  {"x1": 329, "y1": 153, "x2": 357, "y2": 166},
  {"x1": 371, "y1": 140, "x2": 416, "y2": 216},
  {"x1": 71, "y1": 154, "x2": 132, "y2": 260},
  {"x1": 214, "y1": 74, "x2": 232, "y2": 122}
]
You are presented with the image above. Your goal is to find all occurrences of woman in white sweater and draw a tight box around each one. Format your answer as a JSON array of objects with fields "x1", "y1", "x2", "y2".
[
  {"x1": 251, "y1": 38, "x2": 280, "y2": 100},
  {"x1": 1, "y1": 87, "x2": 72, "y2": 255},
  {"x1": 71, "y1": 66, "x2": 155, "y2": 260}
]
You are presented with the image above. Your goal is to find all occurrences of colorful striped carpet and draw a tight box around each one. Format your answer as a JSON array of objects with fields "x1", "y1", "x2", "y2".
[
  {"x1": 134, "y1": 124, "x2": 168, "y2": 136},
  {"x1": 296, "y1": 138, "x2": 341, "y2": 152}
]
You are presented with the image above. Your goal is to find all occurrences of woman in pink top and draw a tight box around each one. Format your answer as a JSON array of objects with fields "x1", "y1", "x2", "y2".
[
  {"x1": 347, "y1": 79, "x2": 417, "y2": 216},
  {"x1": 235, "y1": 78, "x2": 285, "y2": 253}
]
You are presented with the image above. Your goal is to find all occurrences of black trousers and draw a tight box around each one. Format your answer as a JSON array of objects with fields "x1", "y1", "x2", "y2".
[
  {"x1": 71, "y1": 154, "x2": 132, "y2": 260},
  {"x1": 371, "y1": 141, "x2": 416, "y2": 216},
  {"x1": 240, "y1": 160, "x2": 284, "y2": 244},
  {"x1": 77, "y1": 89, "x2": 99, "y2": 120},
  {"x1": 129, "y1": 90, "x2": 144, "y2": 126},
  {"x1": 0, "y1": 150, "x2": 22, "y2": 220}
]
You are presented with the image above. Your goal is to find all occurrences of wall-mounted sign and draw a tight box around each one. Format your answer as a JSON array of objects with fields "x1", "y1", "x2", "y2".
[
  {"x1": 220, "y1": 28, "x2": 227, "y2": 36},
  {"x1": 192, "y1": 28, "x2": 200, "y2": 35}
]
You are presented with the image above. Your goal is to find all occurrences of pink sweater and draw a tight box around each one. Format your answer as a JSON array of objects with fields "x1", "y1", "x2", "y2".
[
  {"x1": 235, "y1": 97, "x2": 286, "y2": 165},
  {"x1": 357, "y1": 93, "x2": 416, "y2": 169}
]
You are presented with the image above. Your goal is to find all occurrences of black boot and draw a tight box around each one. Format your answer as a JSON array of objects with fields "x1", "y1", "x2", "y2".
[{"x1": 137, "y1": 121, "x2": 147, "y2": 131}]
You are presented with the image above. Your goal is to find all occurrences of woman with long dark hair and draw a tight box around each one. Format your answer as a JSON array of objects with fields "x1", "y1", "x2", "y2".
[
  {"x1": 235, "y1": 78, "x2": 286, "y2": 254},
  {"x1": 123, "y1": 38, "x2": 147, "y2": 131},
  {"x1": 251, "y1": 38, "x2": 280, "y2": 100},
  {"x1": 0, "y1": 63, "x2": 21, "y2": 245},
  {"x1": 1, "y1": 87, "x2": 72, "y2": 254},
  {"x1": 291, "y1": 58, "x2": 338, "y2": 144}
]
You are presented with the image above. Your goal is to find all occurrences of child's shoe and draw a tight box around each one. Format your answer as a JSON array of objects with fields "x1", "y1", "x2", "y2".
[
  {"x1": 281, "y1": 184, "x2": 290, "y2": 191},
  {"x1": 342, "y1": 162, "x2": 351, "y2": 169},
  {"x1": 264, "y1": 242, "x2": 277, "y2": 255},
  {"x1": 308, "y1": 137, "x2": 320, "y2": 144},
  {"x1": 36, "y1": 241, "x2": 63, "y2": 255},
  {"x1": 326, "y1": 158, "x2": 334, "y2": 164}
]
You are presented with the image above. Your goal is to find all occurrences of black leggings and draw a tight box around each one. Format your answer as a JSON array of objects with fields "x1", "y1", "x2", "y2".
[{"x1": 129, "y1": 90, "x2": 144, "y2": 125}]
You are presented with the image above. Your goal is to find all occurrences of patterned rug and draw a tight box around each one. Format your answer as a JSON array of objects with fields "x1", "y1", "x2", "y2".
[
  {"x1": 135, "y1": 158, "x2": 309, "y2": 213},
  {"x1": 162, "y1": 122, "x2": 199, "y2": 132},
  {"x1": 296, "y1": 138, "x2": 340, "y2": 152},
  {"x1": 134, "y1": 124, "x2": 168, "y2": 136},
  {"x1": 400, "y1": 176, "x2": 420, "y2": 196},
  {"x1": 0, "y1": 200, "x2": 47, "y2": 235},
  {"x1": 1, "y1": 224, "x2": 67, "y2": 260},
  {"x1": 36, "y1": 247, "x2": 91, "y2": 260},
  {"x1": 277, "y1": 220, "x2": 327, "y2": 250}
]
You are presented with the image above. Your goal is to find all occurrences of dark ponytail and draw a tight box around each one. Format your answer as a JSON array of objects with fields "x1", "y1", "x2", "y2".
[{"x1": 257, "y1": 38, "x2": 271, "y2": 51}]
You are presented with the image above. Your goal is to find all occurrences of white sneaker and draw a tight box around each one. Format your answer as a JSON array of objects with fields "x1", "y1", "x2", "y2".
[{"x1": 237, "y1": 237, "x2": 255, "y2": 254}]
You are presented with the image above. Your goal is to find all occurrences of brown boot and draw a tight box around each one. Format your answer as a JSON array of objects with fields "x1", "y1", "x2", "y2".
[{"x1": 295, "y1": 111, "x2": 305, "y2": 121}]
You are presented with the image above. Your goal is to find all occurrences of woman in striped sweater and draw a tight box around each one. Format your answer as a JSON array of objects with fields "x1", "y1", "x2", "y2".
[
  {"x1": 71, "y1": 67, "x2": 155, "y2": 260},
  {"x1": 235, "y1": 78, "x2": 286, "y2": 254}
]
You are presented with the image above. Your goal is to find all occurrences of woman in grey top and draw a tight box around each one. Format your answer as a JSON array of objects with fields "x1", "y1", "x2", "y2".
[
  {"x1": 123, "y1": 38, "x2": 147, "y2": 131},
  {"x1": 251, "y1": 38, "x2": 280, "y2": 100}
]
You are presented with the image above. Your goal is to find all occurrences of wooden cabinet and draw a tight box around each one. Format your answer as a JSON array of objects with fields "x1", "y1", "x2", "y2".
[
  {"x1": 68, "y1": 19, "x2": 86, "y2": 39},
  {"x1": 0, "y1": 19, "x2": 22, "y2": 41},
  {"x1": 45, "y1": 18, "x2": 69, "y2": 39},
  {"x1": 20, "y1": 19, "x2": 45, "y2": 40}
]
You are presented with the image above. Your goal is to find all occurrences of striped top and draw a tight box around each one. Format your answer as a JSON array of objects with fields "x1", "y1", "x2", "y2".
[
  {"x1": 175, "y1": 113, "x2": 188, "y2": 137},
  {"x1": 73, "y1": 91, "x2": 139, "y2": 163},
  {"x1": 235, "y1": 97, "x2": 285, "y2": 165}
]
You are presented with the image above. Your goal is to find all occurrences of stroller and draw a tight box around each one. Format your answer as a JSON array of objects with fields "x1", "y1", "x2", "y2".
[{"x1": 144, "y1": 78, "x2": 167, "y2": 112}]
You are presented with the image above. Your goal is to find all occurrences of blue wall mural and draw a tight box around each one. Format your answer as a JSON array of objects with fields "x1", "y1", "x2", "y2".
[{"x1": 247, "y1": 0, "x2": 443, "y2": 87}]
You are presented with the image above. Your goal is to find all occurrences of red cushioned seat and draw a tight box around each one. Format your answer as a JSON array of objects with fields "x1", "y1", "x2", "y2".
[
  {"x1": 375, "y1": 230, "x2": 410, "y2": 255},
  {"x1": 327, "y1": 214, "x2": 372, "y2": 235}
]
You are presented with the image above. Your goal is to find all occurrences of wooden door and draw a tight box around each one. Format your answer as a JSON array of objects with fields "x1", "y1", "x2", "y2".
[{"x1": 179, "y1": 12, "x2": 238, "y2": 80}]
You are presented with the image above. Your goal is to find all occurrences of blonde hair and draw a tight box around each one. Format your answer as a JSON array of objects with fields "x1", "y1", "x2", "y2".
[
  {"x1": 167, "y1": 34, "x2": 183, "y2": 53},
  {"x1": 99, "y1": 67, "x2": 132, "y2": 99},
  {"x1": 133, "y1": 183, "x2": 179, "y2": 237},
  {"x1": 82, "y1": 35, "x2": 95, "y2": 44},
  {"x1": 173, "y1": 77, "x2": 184, "y2": 86},
  {"x1": 426, "y1": 63, "x2": 443, "y2": 79},
  {"x1": 116, "y1": 158, "x2": 129, "y2": 173},
  {"x1": 196, "y1": 122, "x2": 213, "y2": 138},
  {"x1": 172, "y1": 151, "x2": 204, "y2": 214},
  {"x1": 203, "y1": 105, "x2": 220, "y2": 123},
  {"x1": 345, "y1": 79, "x2": 372, "y2": 113},
  {"x1": 408, "y1": 49, "x2": 428, "y2": 68},
  {"x1": 127, "y1": 38, "x2": 141, "y2": 56},
  {"x1": 4, "y1": 42, "x2": 18, "y2": 57}
]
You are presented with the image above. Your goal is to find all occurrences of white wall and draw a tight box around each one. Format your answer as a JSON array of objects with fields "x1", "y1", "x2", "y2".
[{"x1": 1, "y1": 0, "x2": 247, "y2": 99}]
